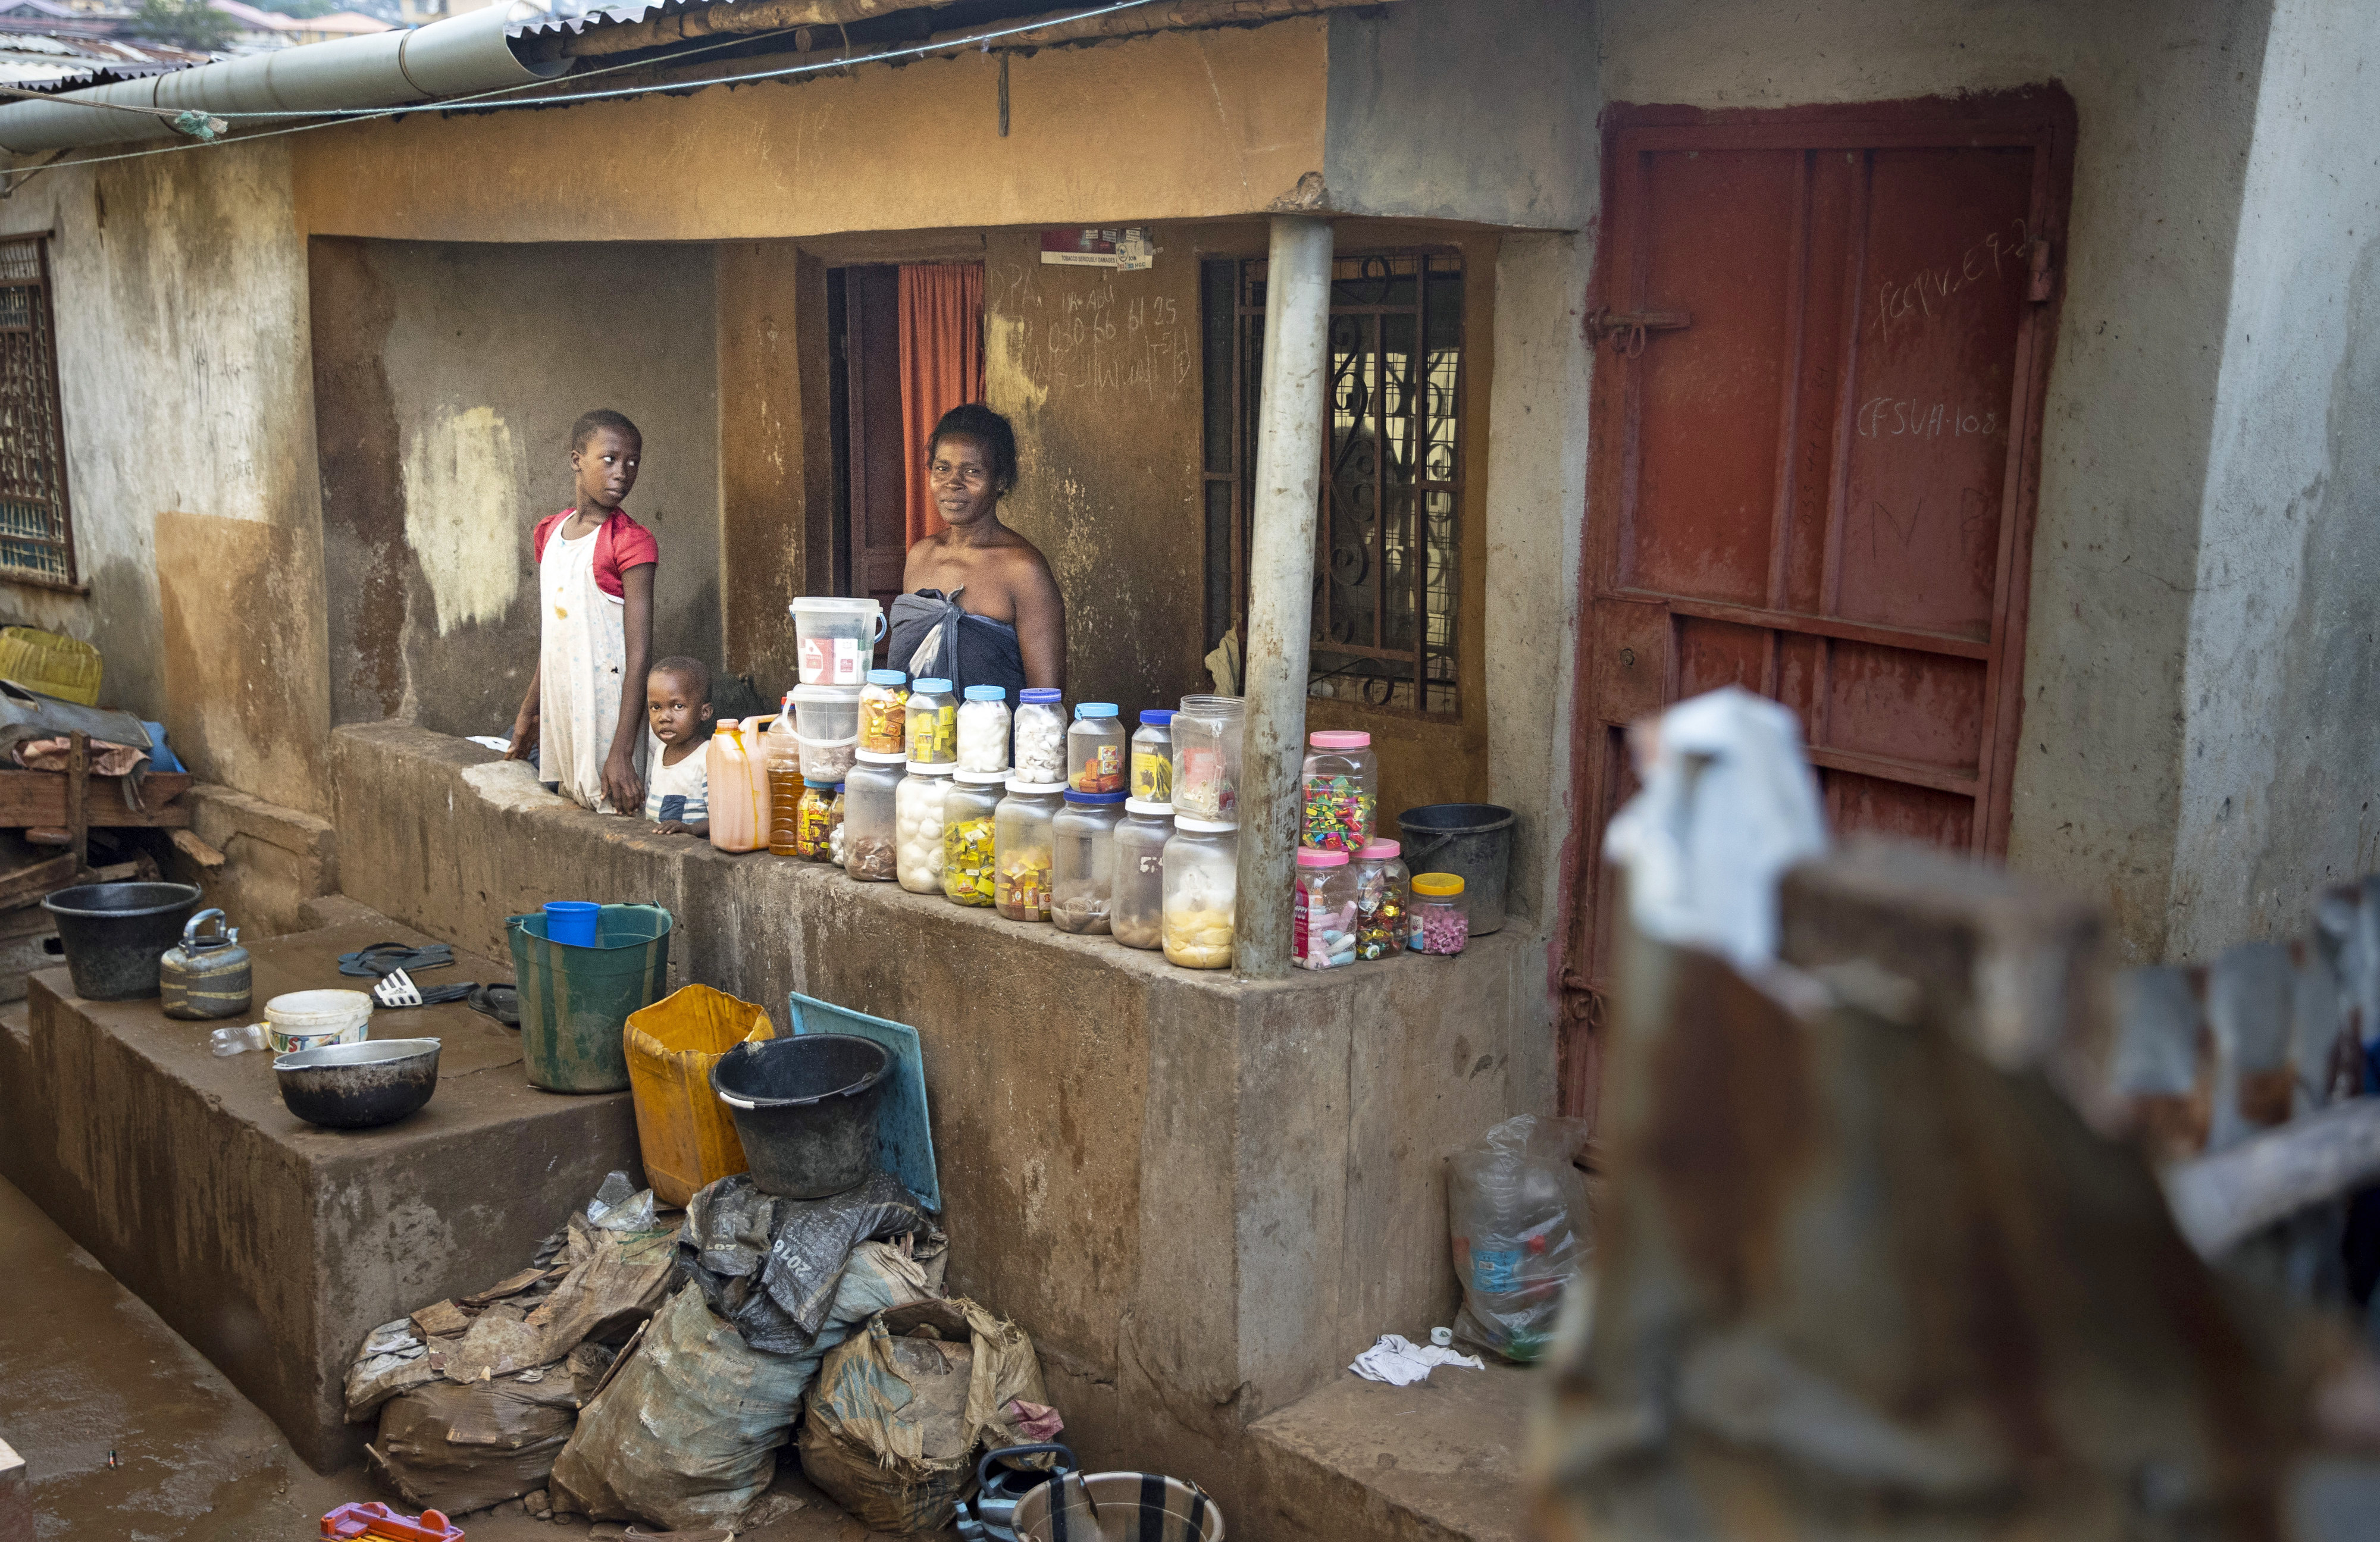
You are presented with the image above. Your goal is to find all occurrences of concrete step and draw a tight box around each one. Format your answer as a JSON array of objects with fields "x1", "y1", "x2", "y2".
[{"x1": 1242, "y1": 1362, "x2": 1535, "y2": 1542}]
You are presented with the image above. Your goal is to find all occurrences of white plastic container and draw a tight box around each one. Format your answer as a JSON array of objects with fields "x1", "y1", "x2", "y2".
[
  {"x1": 958, "y1": 686, "x2": 1012, "y2": 774},
  {"x1": 264, "y1": 989, "x2": 374, "y2": 1054},
  {"x1": 788, "y1": 597, "x2": 885, "y2": 687},
  {"x1": 790, "y1": 683, "x2": 862, "y2": 781}
]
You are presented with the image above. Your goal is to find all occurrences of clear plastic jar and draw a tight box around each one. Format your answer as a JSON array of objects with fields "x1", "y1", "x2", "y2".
[
  {"x1": 895, "y1": 763, "x2": 953, "y2": 894},
  {"x1": 1161, "y1": 817, "x2": 1238, "y2": 969},
  {"x1": 1112, "y1": 800, "x2": 1172, "y2": 949},
  {"x1": 906, "y1": 676, "x2": 956, "y2": 767},
  {"x1": 1413, "y1": 872, "x2": 1469, "y2": 955},
  {"x1": 942, "y1": 770, "x2": 1006, "y2": 907},
  {"x1": 1172, "y1": 694, "x2": 1245, "y2": 821},
  {"x1": 796, "y1": 777, "x2": 840, "y2": 861},
  {"x1": 791, "y1": 684, "x2": 861, "y2": 782},
  {"x1": 1300, "y1": 730, "x2": 1378, "y2": 852},
  {"x1": 1068, "y1": 703, "x2": 1126, "y2": 794},
  {"x1": 1051, "y1": 790, "x2": 1127, "y2": 934},
  {"x1": 994, "y1": 779, "x2": 1063, "y2": 922},
  {"x1": 859, "y1": 669, "x2": 909, "y2": 757},
  {"x1": 1294, "y1": 848, "x2": 1358, "y2": 969},
  {"x1": 958, "y1": 686, "x2": 1012, "y2": 774},
  {"x1": 1352, "y1": 838, "x2": 1409, "y2": 959},
  {"x1": 843, "y1": 753, "x2": 903, "y2": 882},
  {"x1": 1131, "y1": 709, "x2": 1175, "y2": 806},
  {"x1": 1015, "y1": 688, "x2": 1067, "y2": 783}
]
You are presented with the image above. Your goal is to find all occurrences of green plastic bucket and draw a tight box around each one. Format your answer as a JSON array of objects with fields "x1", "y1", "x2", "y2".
[{"x1": 506, "y1": 904, "x2": 674, "y2": 1093}]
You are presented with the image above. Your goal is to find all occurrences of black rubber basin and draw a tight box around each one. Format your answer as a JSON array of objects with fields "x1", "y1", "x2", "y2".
[
  {"x1": 40, "y1": 882, "x2": 202, "y2": 1001},
  {"x1": 710, "y1": 1034, "x2": 889, "y2": 1199}
]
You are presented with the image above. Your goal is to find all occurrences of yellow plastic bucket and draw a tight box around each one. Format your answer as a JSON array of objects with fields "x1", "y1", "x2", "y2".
[
  {"x1": 625, "y1": 984, "x2": 775, "y2": 1206},
  {"x1": 0, "y1": 626, "x2": 102, "y2": 706}
]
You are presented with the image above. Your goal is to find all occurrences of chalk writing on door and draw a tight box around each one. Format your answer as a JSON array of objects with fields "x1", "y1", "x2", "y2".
[
  {"x1": 1875, "y1": 216, "x2": 2030, "y2": 341},
  {"x1": 1856, "y1": 399, "x2": 2001, "y2": 439}
]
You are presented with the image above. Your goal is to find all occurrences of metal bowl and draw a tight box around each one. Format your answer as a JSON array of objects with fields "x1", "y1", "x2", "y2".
[{"x1": 274, "y1": 1038, "x2": 441, "y2": 1129}]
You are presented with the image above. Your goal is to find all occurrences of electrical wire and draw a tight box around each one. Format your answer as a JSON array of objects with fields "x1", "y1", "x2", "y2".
[{"x1": 0, "y1": 0, "x2": 1161, "y2": 182}]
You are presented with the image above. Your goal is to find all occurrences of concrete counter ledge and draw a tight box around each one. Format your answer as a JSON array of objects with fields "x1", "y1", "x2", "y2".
[
  {"x1": 0, "y1": 918, "x2": 640, "y2": 1473},
  {"x1": 332, "y1": 722, "x2": 1557, "y2": 1513}
]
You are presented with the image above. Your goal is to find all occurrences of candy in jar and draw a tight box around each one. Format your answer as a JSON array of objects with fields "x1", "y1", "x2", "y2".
[
  {"x1": 1293, "y1": 848, "x2": 1358, "y2": 970},
  {"x1": 1351, "y1": 838, "x2": 1409, "y2": 959},
  {"x1": 906, "y1": 677, "x2": 956, "y2": 766},
  {"x1": 1014, "y1": 688, "x2": 1067, "y2": 783},
  {"x1": 843, "y1": 753, "x2": 903, "y2": 882},
  {"x1": 895, "y1": 763, "x2": 953, "y2": 893},
  {"x1": 1067, "y1": 703, "x2": 1126, "y2": 794},
  {"x1": 957, "y1": 685, "x2": 1012, "y2": 773},
  {"x1": 1130, "y1": 709, "x2": 1175, "y2": 804},
  {"x1": 1299, "y1": 730, "x2": 1377, "y2": 852},
  {"x1": 859, "y1": 669, "x2": 910, "y2": 756},
  {"x1": 1161, "y1": 817, "x2": 1238, "y2": 969},
  {"x1": 1051, "y1": 789, "x2": 1126, "y2": 934},
  {"x1": 1412, "y1": 872, "x2": 1469, "y2": 955},
  {"x1": 1111, "y1": 799, "x2": 1172, "y2": 949},
  {"x1": 941, "y1": 770, "x2": 1006, "y2": 907},
  {"x1": 795, "y1": 777, "x2": 840, "y2": 860},
  {"x1": 992, "y1": 778, "x2": 1062, "y2": 922}
]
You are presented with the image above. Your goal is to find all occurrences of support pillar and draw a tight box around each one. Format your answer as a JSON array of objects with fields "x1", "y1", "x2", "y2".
[{"x1": 1234, "y1": 215, "x2": 1334, "y2": 979}]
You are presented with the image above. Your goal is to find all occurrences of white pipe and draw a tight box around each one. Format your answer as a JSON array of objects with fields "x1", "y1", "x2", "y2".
[
  {"x1": 1233, "y1": 212, "x2": 1333, "y2": 979},
  {"x1": 0, "y1": 0, "x2": 565, "y2": 154}
]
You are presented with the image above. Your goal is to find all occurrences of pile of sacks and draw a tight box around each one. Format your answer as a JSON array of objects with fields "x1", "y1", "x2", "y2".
[{"x1": 342, "y1": 1170, "x2": 1062, "y2": 1534}]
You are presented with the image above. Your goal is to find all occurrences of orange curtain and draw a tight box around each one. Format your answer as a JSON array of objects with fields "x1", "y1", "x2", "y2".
[{"x1": 897, "y1": 263, "x2": 986, "y2": 548}]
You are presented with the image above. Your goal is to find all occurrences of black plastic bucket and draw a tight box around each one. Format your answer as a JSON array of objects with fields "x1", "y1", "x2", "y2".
[
  {"x1": 40, "y1": 882, "x2": 203, "y2": 1001},
  {"x1": 710, "y1": 1034, "x2": 890, "y2": 1198},
  {"x1": 1396, "y1": 804, "x2": 1515, "y2": 936}
]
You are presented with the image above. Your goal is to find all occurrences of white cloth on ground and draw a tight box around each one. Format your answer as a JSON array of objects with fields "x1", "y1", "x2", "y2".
[{"x1": 1349, "y1": 1333, "x2": 1485, "y2": 1387}]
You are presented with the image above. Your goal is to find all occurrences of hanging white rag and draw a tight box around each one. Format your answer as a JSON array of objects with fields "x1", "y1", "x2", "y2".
[{"x1": 1349, "y1": 1333, "x2": 1485, "y2": 1387}]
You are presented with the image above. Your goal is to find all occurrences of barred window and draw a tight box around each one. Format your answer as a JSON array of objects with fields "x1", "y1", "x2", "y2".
[
  {"x1": 0, "y1": 236, "x2": 76, "y2": 587},
  {"x1": 1202, "y1": 250, "x2": 1463, "y2": 714}
]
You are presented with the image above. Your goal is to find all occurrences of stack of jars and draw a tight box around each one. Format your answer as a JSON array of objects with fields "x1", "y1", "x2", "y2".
[
  {"x1": 841, "y1": 669, "x2": 908, "y2": 883},
  {"x1": 896, "y1": 678, "x2": 956, "y2": 894},
  {"x1": 1161, "y1": 694, "x2": 1239, "y2": 969},
  {"x1": 1292, "y1": 729, "x2": 1419, "y2": 966}
]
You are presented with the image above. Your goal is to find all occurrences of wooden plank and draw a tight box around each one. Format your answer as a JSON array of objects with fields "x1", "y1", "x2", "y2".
[
  {"x1": 169, "y1": 829, "x2": 225, "y2": 869},
  {"x1": 2164, "y1": 1099, "x2": 2380, "y2": 1258},
  {"x1": 0, "y1": 770, "x2": 189, "y2": 829},
  {"x1": 0, "y1": 854, "x2": 75, "y2": 911}
]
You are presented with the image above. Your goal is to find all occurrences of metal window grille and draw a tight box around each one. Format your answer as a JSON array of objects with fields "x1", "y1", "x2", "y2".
[
  {"x1": 1202, "y1": 250, "x2": 1461, "y2": 714},
  {"x1": 0, "y1": 236, "x2": 76, "y2": 587}
]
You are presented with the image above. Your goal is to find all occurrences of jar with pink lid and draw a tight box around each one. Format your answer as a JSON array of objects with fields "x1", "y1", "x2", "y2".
[
  {"x1": 1301, "y1": 731, "x2": 1377, "y2": 851},
  {"x1": 1293, "y1": 848, "x2": 1358, "y2": 970}
]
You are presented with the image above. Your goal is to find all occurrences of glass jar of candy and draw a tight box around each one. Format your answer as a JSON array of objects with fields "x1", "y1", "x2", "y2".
[
  {"x1": 1051, "y1": 790, "x2": 1126, "y2": 934},
  {"x1": 1351, "y1": 838, "x2": 1409, "y2": 958},
  {"x1": 842, "y1": 753, "x2": 903, "y2": 882},
  {"x1": 993, "y1": 779, "x2": 1062, "y2": 922},
  {"x1": 1412, "y1": 872, "x2": 1469, "y2": 955},
  {"x1": 795, "y1": 777, "x2": 840, "y2": 861},
  {"x1": 941, "y1": 770, "x2": 1007, "y2": 907},
  {"x1": 1299, "y1": 730, "x2": 1377, "y2": 851},
  {"x1": 1014, "y1": 688, "x2": 1067, "y2": 783},
  {"x1": 1293, "y1": 848, "x2": 1358, "y2": 969},
  {"x1": 957, "y1": 685, "x2": 1011, "y2": 774},
  {"x1": 906, "y1": 677, "x2": 956, "y2": 767},
  {"x1": 826, "y1": 784, "x2": 847, "y2": 865},
  {"x1": 1130, "y1": 709, "x2": 1175, "y2": 806},
  {"x1": 894, "y1": 762, "x2": 953, "y2": 894},
  {"x1": 1111, "y1": 799, "x2": 1172, "y2": 949},
  {"x1": 1067, "y1": 703, "x2": 1126, "y2": 794},
  {"x1": 859, "y1": 670, "x2": 909, "y2": 757},
  {"x1": 1172, "y1": 694, "x2": 1244, "y2": 821},
  {"x1": 1161, "y1": 817, "x2": 1238, "y2": 969}
]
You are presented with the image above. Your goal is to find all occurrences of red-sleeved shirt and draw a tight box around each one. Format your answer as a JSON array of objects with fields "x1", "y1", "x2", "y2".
[{"x1": 531, "y1": 508, "x2": 659, "y2": 598}]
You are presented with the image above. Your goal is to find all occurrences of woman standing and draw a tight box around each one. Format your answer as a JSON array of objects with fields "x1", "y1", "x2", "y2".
[{"x1": 888, "y1": 404, "x2": 1066, "y2": 696}]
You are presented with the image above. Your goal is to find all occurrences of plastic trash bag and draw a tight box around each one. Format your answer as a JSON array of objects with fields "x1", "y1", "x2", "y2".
[
  {"x1": 550, "y1": 1242, "x2": 937, "y2": 1530},
  {"x1": 1602, "y1": 685, "x2": 1827, "y2": 970},
  {"x1": 678, "y1": 1171, "x2": 929, "y2": 1353},
  {"x1": 585, "y1": 1170, "x2": 658, "y2": 1233},
  {"x1": 1447, "y1": 1113, "x2": 1594, "y2": 1364}
]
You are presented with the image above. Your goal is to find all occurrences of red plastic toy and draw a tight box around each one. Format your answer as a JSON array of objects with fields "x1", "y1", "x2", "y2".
[{"x1": 321, "y1": 1502, "x2": 465, "y2": 1541}]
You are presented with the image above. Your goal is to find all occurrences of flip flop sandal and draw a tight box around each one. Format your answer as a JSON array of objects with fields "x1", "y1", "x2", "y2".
[{"x1": 467, "y1": 983, "x2": 520, "y2": 1027}]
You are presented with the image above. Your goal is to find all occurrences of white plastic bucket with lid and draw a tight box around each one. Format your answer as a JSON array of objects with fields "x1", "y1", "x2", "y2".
[
  {"x1": 264, "y1": 989, "x2": 374, "y2": 1055},
  {"x1": 788, "y1": 598, "x2": 885, "y2": 686}
]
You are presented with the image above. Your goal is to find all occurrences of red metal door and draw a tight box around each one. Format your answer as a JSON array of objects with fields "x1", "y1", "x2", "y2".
[{"x1": 1561, "y1": 98, "x2": 2074, "y2": 1114}]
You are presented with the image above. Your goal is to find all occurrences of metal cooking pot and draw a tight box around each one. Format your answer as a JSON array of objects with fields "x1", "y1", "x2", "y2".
[
  {"x1": 159, "y1": 908, "x2": 251, "y2": 1020},
  {"x1": 274, "y1": 1038, "x2": 441, "y2": 1130}
]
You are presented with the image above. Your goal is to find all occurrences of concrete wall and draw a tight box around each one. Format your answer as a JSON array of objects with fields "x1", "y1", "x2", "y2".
[
  {"x1": 330, "y1": 722, "x2": 1556, "y2": 1521},
  {"x1": 0, "y1": 143, "x2": 331, "y2": 817},
  {"x1": 312, "y1": 239, "x2": 721, "y2": 739},
  {"x1": 2167, "y1": 0, "x2": 2380, "y2": 958},
  {"x1": 1596, "y1": 0, "x2": 2279, "y2": 963}
]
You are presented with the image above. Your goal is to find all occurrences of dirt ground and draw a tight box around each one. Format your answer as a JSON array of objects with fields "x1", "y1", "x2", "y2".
[{"x1": 0, "y1": 1175, "x2": 932, "y2": 1541}]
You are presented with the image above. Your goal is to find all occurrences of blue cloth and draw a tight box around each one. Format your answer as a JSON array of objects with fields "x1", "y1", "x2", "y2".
[{"x1": 142, "y1": 722, "x2": 184, "y2": 773}]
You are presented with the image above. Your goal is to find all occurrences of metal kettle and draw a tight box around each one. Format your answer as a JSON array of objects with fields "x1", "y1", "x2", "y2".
[{"x1": 160, "y1": 908, "x2": 252, "y2": 1021}]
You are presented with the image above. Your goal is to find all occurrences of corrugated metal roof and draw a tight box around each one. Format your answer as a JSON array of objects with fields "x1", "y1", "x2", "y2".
[
  {"x1": 506, "y1": 0, "x2": 781, "y2": 44},
  {"x1": 0, "y1": 21, "x2": 211, "y2": 91}
]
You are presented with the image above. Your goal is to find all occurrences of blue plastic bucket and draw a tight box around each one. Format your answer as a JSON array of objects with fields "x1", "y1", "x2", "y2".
[{"x1": 543, "y1": 901, "x2": 600, "y2": 948}]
